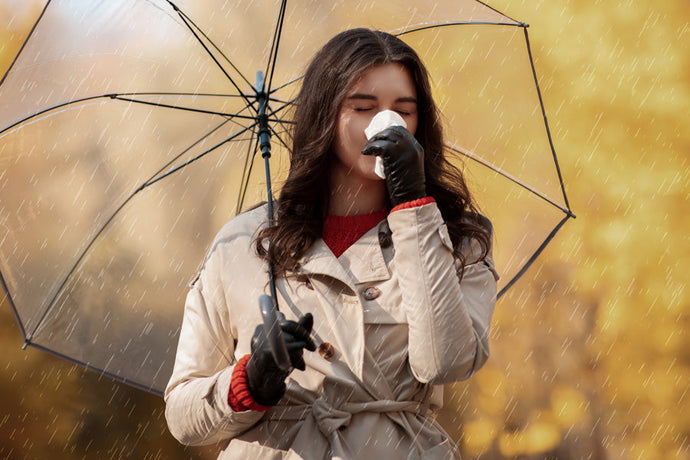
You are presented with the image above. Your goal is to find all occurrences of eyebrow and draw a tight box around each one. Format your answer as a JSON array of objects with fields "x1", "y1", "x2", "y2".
[{"x1": 346, "y1": 93, "x2": 418, "y2": 104}]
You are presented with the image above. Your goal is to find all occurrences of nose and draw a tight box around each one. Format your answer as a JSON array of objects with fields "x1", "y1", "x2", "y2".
[{"x1": 364, "y1": 110, "x2": 407, "y2": 141}]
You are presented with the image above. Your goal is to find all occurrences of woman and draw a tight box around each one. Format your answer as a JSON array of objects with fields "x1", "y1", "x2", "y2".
[{"x1": 165, "y1": 28, "x2": 499, "y2": 459}]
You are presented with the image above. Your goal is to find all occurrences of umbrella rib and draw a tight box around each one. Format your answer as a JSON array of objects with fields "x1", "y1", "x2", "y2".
[
  {"x1": 143, "y1": 122, "x2": 258, "y2": 189},
  {"x1": 268, "y1": 124, "x2": 291, "y2": 152},
  {"x1": 0, "y1": 92, "x2": 252, "y2": 137},
  {"x1": 497, "y1": 213, "x2": 572, "y2": 299},
  {"x1": 116, "y1": 91, "x2": 248, "y2": 98},
  {"x1": 112, "y1": 95, "x2": 256, "y2": 120},
  {"x1": 0, "y1": 95, "x2": 119, "y2": 137},
  {"x1": 267, "y1": 97, "x2": 295, "y2": 115},
  {"x1": 169, "y1": 4, "x2": 254, "y2": 91},
  {"x1": 266, "y1": 104, "x2": 292, "y2": 148},
  {"x1": 165, "y1": 1, "x2": 256, "y2": 108},
  {"x1": 446, "y1": 144, "x2": 574, "y2": 217},
  {"x1": 267, "y1": 117, "x2": 295, "y2": 125},
  {"x1": 395, "y1": 20, "x2": 527, "y2": 38},
  {"x1": 25, "y1": 123, "x2": 257, "y2": 342},
  {"x1": 268, "y1": 95, "x2": 295, "y2": 105},
  {"x1": 522, "y1": 27, "x2": 573, "y2": 212},
  {"x1": 266, "y1": 100, "x2": 296, "y2": 137},
  {"x1": 145, "y1": 114, "x2": 248, "y2": 186},
  {"x1": 27, "y1": 341, "x2": 165, "y2": 397},
  {"x1": 269, "y1": 75, "x2": 303, "y2": 95},
  {"x1": 0, "y1": 0, "x2": 52, "y2": 88},
  {"x1": 472, "y1": 0, "x2": 525, "y2": 26},
  {"x1": 265, "y1": 0, "x2": 288, "y2": 94}
]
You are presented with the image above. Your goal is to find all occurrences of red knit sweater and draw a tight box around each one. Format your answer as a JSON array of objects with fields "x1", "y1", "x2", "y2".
[
  {"x1": 321, "y1": 207, "x2": 389, "y2": 257},
  {"x1": 227, "y1": 197, "x2": 435, "y2": 411}
]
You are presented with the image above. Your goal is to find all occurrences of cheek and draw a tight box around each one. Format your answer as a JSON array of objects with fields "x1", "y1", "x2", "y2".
[
  {"x1": 406, "y1": 115, "x2": 419, "y2": 136},
  {"x1": 340, "y1": 115, "x2": 369, "y2": 151}
]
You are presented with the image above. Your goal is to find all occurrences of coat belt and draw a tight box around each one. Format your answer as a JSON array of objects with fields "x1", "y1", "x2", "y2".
[{"x1": 266, "y1": 398, "x2": 428, "y2": 437}]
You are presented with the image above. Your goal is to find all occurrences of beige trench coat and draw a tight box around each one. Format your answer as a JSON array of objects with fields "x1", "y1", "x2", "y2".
[{"x1": 165, "y1": 202, "x2": 499, "y2": 459}]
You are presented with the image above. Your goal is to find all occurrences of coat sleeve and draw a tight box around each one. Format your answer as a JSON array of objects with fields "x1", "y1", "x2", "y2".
[
  {"x1": 387, "y1": 202, "x2": 499, "y2": 384},
  {"x1": 164, "y1": 239, "x2": 263, "y2": 446}
]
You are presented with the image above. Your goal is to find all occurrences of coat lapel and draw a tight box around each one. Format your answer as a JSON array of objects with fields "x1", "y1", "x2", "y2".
[
  {"x1": 299, "y1": 221, "x2": 391, "y2": 287},
  {"x1": 283, "y1": 220, "x2": 391, "y2": 380},
  {"x1": 337, "y1": 222, "x2": 391, "y2": 285},
  {"x1": 299, "y1": 238, "x2": 355, "y2": 290}
]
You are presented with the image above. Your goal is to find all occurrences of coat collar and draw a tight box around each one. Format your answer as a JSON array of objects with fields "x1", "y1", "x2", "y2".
[{"x1": 298, "y1": 220, "x2": 391, "y2": 289}]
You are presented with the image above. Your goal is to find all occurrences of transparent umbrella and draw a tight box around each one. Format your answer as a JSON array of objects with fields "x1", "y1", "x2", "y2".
[{"x1": 0, "y1": 0, "x2": 574, "y2": 396}]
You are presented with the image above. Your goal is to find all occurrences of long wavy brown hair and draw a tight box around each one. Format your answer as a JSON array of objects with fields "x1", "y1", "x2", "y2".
[{"x1": 256, "y1": 28, "x2": 490, "y2": 277}]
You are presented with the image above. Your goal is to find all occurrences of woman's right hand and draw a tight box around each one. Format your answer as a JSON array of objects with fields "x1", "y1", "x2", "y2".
[{"x1": 246, "y1": 313, "x2": 316, "y2": 406}]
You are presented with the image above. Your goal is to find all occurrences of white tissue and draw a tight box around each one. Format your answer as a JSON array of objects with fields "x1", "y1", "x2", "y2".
[{"x1": 364, "y1": 110, "x2": 407, "y2": 179}]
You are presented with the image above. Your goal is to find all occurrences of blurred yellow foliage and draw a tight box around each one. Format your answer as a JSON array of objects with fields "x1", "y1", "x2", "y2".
[
  {"x1": 2, "y1": 0, "x2": 689, "y2": 458},
  {"x1": 474, "y1": 366, "x2": 509, "y2": 416},
  {"x1": 498, "y1": 421, "x2": 561, "y2": 456},
  {"x1": 464, "y1": 418, "x2": 500, "y2": 456},
  {"x1": 550, "y1": 385, "x2": 587, "y2": 427}
]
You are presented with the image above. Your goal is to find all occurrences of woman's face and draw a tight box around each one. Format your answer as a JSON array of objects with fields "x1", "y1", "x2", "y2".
[{"x1": 331, "y1": 63, "x2": 419, "y2": 182}]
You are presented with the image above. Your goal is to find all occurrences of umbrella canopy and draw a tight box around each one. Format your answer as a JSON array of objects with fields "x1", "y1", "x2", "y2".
[{"x1": 0, "y1": 0, "x2": 574, "y2": 396}]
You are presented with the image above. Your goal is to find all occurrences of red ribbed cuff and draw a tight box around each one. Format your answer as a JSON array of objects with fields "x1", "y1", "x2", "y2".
[
  {"x1": 228, "y1": 354, "x2": 273, "y2": 412},
  {"x1": 391, "y1": 196, "x2": 435, "y2": 212}
]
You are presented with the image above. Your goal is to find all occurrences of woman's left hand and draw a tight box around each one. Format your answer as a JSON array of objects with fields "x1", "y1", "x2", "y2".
[{"x1": 362, "y1": 125, "x2": 426, "y2": 207}]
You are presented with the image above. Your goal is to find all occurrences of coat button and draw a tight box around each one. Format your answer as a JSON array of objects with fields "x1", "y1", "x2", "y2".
[
  {"x1": 362, "y1": 286, "x2": 381, "y2": 301},
  {"x1": 318, "y1": 342, "x2": 335, "y2": 360}
]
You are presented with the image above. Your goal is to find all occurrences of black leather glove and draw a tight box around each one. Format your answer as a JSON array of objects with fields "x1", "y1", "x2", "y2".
[
  {"x1": 246, "y1": 313, "x2": 316, "y2": 406},
  {"x1": 362, "y1": 125, "x2": 426, "y2": 207}
]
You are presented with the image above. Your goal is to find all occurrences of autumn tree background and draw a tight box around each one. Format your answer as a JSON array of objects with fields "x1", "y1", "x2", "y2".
[{"x1": 1, "y1": 0, "x2": 688, "y2": 459}]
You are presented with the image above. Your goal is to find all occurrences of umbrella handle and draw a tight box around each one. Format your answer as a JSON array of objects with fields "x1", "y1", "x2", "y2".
[{"x1": 259, "y1": 294, "x2": 292, "y2": 372}]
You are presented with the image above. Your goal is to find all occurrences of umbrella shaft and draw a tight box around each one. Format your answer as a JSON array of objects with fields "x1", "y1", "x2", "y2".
[{"x1": 255, "y1": 71, "x2": 279, "y2": 309}]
